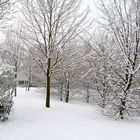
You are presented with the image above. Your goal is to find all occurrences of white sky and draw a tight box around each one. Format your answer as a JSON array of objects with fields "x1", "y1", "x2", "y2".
[
  {"x1": 81, "y1": 0, "x2": 102, "y2": 31},
  {"x1": 82, "y1": 0, "x2": 99, "y2": 18}
]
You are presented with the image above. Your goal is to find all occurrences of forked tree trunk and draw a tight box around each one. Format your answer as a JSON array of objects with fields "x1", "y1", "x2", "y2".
[{"x1": 46, "y1": 58, "x2": 51, "y2": 108}]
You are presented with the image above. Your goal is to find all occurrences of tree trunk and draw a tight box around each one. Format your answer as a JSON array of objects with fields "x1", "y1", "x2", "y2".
[
  {"x1": 46, "y1": 58, "x2": 51, "y2": 108},
  {"x1": 27, "y1": 70, "x2": 31, "y2": 91},
  {"x1": 86, "y1": 86, "x2": 89, "y2": 103},
  {"x1": 102, "y1": 88, "x2": 107, "y2": 108},
  {"x1": 119, "y1": 71, "x2": 133, "y2": 119},
  {"x1": 60, "y1": 83, "x2": 63, "y2": 101},
  {"x1": 101, "y1": 94, "x2": 106, "y2": 108},
  {"x1": 119, "y1": 98, "x2": 126, "y2": 119},
  {"x1": 65, "y1": 80, "x2": 69, "y2": 103},
  {"x1": 14, "y1": 76, "x2": 17, "y2": 97},
  {"x1": 27, "y1": 82, "x2": 30, "y2": 91},
  {"x1": 14, "y1": 62, "x2": 17, "y2": 97}
]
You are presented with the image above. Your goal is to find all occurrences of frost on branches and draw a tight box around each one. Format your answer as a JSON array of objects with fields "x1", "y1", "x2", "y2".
[{"x1": 0, "y1": 62, "x2": 13, "y2": 121}]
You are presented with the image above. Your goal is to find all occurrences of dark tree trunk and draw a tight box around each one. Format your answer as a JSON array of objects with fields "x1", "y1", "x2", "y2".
[
  {"x1": 86, "y1": 87, "x2": 89, "y2": 103},
  {"x1": 27, "y1": 82, "x2": 30, "y2": 91},
  {"x1": 60, "y1": 83, "x2": 63, "y2": 101},
  {"x1": 65, "y1": 80, "x2": 69, "y2": 103},
  {"x1": 85, "y1": 81, "x2": 90, "y2": 103},
  {"x1": 14, "y1": 76, "x2": 17, "y2": 97},
  {"x1": 119, "y1": 98, "x2": 126, "y2": 119},
  {"x1": 27, "y1": 70, "x2": 31, "y2": 91},
  {"x1": 46, "y1": 58, "x2": 51, "y2": 108},
  {"x1": 14, "y1": 62, "x2": 17, "y2": 97},
  {"x1": 102, "y1": 94, "x2": 106, "y2": 108}
]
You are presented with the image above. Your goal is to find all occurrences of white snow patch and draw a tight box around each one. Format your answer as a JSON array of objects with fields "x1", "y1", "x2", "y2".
[{"x1": 0, "y1": 87, "x2": 140, "y2": 140}]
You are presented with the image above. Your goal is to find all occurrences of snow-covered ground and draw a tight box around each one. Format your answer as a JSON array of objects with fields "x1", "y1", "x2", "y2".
[{"x1": 0, "y1": 88, "x2": 140, "y2": 140}]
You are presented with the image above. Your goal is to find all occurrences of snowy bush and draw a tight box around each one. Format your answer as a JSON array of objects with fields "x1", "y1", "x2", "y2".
[
  {"x1": 0, "y1": 63, "x2": 14, "y2": 121},
  {"x1": 0, "y1": 93, "x2": 13, "y2": 121}
]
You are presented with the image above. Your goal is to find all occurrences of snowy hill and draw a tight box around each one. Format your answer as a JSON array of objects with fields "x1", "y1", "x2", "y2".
[{"x1": 0, "y1": 88, "x2": 140, "y2": 140}]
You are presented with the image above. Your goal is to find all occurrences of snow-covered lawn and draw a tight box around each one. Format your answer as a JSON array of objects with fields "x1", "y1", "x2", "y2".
[{"x1": 0, "y1": 88, "x2": 140, "y2": 140}]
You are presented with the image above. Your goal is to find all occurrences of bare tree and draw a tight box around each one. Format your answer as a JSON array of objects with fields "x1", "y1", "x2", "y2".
[
  {"x1": 2, "y1": 28, "x2": 25, "y2": 96},
  {"x1": 52, "y1": 43, "x2": 82, "y2": 103},
  {"x1": 99, "y1": 0, "x2": 140, "y2": 119},
  {"x1": 21, "y1": 0, "x2": 89, "y2": 108}
]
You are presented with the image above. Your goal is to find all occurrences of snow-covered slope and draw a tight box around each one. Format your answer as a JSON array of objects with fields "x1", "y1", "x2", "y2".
[{"x1": 0, "y1": 88, "x2": 140, "y2": 140}]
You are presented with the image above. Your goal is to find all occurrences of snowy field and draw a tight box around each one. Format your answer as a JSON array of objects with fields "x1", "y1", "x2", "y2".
[{"x1": 0, "y1": 88, "x2": 140, "y2": 140}]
